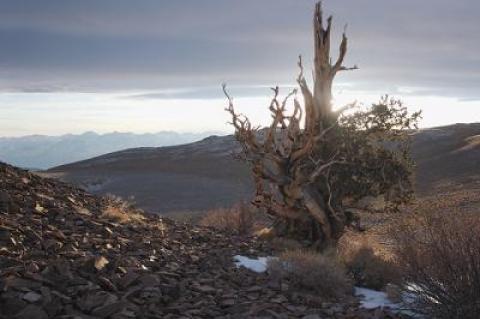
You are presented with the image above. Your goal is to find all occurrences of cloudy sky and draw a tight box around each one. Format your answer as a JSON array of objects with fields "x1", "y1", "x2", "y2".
[{"x1": 0, "y1": 0, "x2": 479, "y2": 136}]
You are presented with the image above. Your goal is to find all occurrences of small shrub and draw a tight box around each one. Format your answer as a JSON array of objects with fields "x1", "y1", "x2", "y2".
[
  {"x1": 101, "y1": 194, "x2": 145, "y2": 224},
  {"x1": 394, "y1": 211, "x2": 480, "y2": 319},
  {"x1": 338, "y1": 237, "x2": 400, "y2": 290},
  {"x1": 199, "y1": 202, "x2": 256, "y2": 235},
  {"x1": 267, "y1": 250, "x2": 352, "y2": 299}
]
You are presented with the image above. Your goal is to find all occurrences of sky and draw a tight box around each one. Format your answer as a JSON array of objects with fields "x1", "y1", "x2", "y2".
[{"x1": 0, "y1": 0, "x2": 479, "y2": 136}]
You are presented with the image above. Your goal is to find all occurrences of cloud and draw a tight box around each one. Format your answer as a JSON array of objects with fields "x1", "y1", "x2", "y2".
[
  {"x1": 125, "y1": 85, "x2": 298, "y2": 100},
  {"x1": 0, "y1": 0, "x2": 479, "y2": 100}
]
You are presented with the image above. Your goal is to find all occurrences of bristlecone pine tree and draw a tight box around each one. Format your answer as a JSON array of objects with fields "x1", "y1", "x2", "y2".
[{"x1": 224, "y1": 2, "x2": 421, "y2": 248}]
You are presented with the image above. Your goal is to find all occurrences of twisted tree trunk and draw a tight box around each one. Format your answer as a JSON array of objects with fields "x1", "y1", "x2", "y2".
[{"x1": 224, "y1": 1, "x2": 358, "y2": 248}]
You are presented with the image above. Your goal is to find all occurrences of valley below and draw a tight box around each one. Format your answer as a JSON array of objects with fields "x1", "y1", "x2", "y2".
[{"x1": 43, "y1": 123, "x2": 480, "y2": 216}]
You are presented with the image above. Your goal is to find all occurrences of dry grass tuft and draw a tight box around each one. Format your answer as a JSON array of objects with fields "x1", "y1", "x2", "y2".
[
  {"x1": 254, "y1": 227, "x2": 276, "y2": 239},
  {"x1": 101, "y1": 194, "x2": 145, "y2": 224},
  {"x1": 199, "y1": 202, "x2": 261, "y2": 235},
  {"x1": 393, "y1": 211, "x2": 480, "y2": 319},
  {"x1": 267, "y1": 249, "x2": 352, "y2": 299}
]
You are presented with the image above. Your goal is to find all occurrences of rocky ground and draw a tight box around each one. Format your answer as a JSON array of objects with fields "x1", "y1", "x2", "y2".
[{"x1": 0, "y1": 162, "x2": 407, "y2": 318}]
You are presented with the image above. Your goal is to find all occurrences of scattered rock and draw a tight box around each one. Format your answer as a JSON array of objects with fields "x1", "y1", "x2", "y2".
[
  {"x1": 91, "y1": 300, "x2": 128, "y2": 317},
  {"x1": 22, "y1": 291, "x2": 42, "y2": 303},
  {"x1": 0, "y1": 162, "x2": 407, "y2": 318},
  {"x1": 14, "y1": 304, "x2": 48, "y2": 319},
  {"x1": 94, "y1": 256, "x2": 109, "y2": 271}
]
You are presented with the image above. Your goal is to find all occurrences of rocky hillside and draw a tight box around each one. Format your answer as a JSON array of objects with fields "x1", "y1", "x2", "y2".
[
  {"x1": 412, "y1": 123, "x2": 480, "y2": 194},
  {"x1": 0, "y1": 162, "x2": 403, "y2": 318},
  {"x1": 45, "y1": 123, "x2": 480, "y2": 214},
  {"x1": 45, "y1": 135, "x2": 251, "y2": 214}
]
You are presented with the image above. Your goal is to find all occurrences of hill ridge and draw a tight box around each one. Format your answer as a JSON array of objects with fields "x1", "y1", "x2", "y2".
[
  {"x1": 0, "y1": 131, "x2": 220, "y2": 170},
  {"x1": 44, "y1": 123, "x2": 480, "y2": 214}
]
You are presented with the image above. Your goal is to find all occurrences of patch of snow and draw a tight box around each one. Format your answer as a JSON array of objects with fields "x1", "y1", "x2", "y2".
[
  {"x1": 355, "y1": 287, "x2": 423, "y2": 318},
  {"x1": 355, "y1": 287, "x2": 398, "y2": 310},
  {"x1": 233, "y1": 255, "x2": 273, "y2": 273}
]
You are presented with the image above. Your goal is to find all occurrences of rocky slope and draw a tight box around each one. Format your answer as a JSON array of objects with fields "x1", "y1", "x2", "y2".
[
  {"x1": 45, "y1": 123, "x2": 480, "y2": 214},
  {"x1": 0, "y1": 162, "x2": 404, "y2": 318},
  {"x1": 411, "y1": 123, "x2": 480, "y2": 194},
  {"x1": 45, "y1": 135, "x2": 251, "y2": 214}
]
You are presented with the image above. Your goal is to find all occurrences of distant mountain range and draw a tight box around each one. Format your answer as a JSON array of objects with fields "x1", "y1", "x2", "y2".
[
  {"x1": 0, "y1": 131, "x2": 220, "y2": 169},
  {"x1": 44, "y1": 123, "x2": 480, "y2": 215}
]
